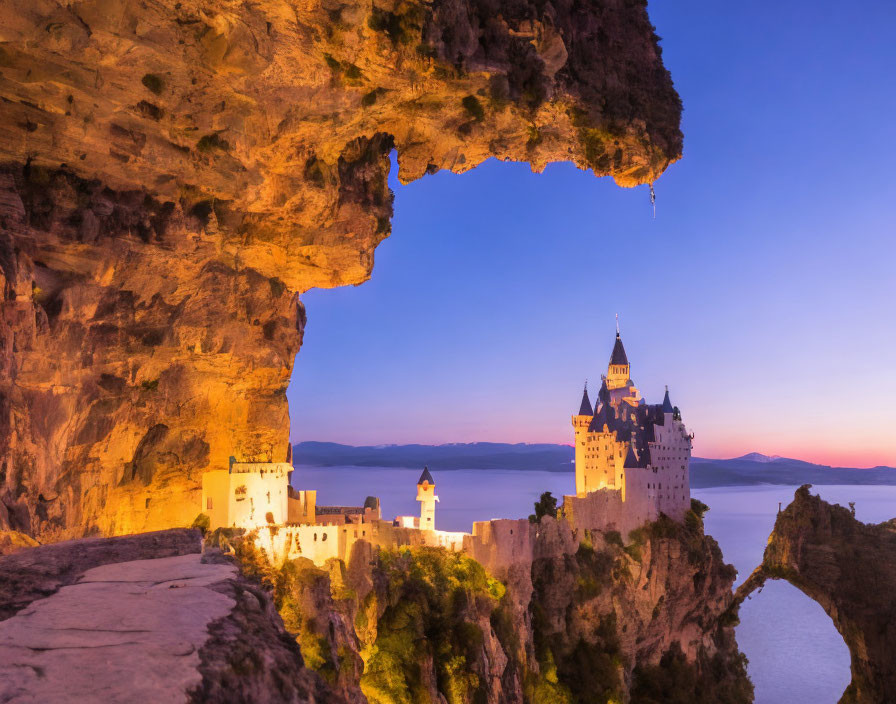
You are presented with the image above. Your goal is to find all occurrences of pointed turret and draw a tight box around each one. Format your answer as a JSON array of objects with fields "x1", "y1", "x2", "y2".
[
  {"x1": 577, "y1": 383, "x2": 593, "y2": 416},
  {"x1": 623, "y1": 443, "x2": 641, "y2": 469},
  {"x1": 609, "y1": 333, "x2": 629, "y2": 366},
  {"x1": 416, "y1": 466, "x2": 437, "y2": 529},
  {"x1": 662, "y1": 385, "x2": 674, "y2": 414},
  {"x1": 606, "y1": 321, "x2": 631, "y2": 392}
]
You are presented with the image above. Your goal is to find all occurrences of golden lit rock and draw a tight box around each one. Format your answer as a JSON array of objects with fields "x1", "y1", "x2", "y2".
[{"x1": 0, "y1": 0, "x2": 681, "y2": 539}]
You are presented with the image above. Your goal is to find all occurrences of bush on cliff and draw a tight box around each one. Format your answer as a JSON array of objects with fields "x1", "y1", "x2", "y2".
[
  {"x1": 630, "y1": 642, "x2": 752, "y2": 704},
  {"x1": 361, "y1": 547, "x2": 502, "y2": 704},
  {"x1": 529, "y1": 491, "x2": 559, "y2": 523}
]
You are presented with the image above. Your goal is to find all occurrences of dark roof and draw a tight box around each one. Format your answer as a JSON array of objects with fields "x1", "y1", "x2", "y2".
[
  {"x1": 609, "y1": 333, "x2": 629, "y2": 366},
  {"x1": 578, "y1": 385, "x2": 593, "y2": 416},
  {"x1": 623, "y1": 443, "x2": 641, "y2": 468},
  {"x1": 597, "y1": 378, "x2": 610, "y2": 405},
  {"x1": 417, "y1": 466, "x2": 434, "y2": 485},
  {"x1": 662, "y1": 387, "x2": 674, "y2": 413},
  {"x1": 363, "y1": 496, "x2": 380, "y2": 510},
  {"x1": 588, "y1": 402, "x2": 612, "y2": 432}
]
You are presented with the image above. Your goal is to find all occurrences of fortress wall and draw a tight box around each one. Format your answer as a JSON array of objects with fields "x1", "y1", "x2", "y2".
[
  {"x1": 228, "y1": 469, "x2": 289, "y2": 529},
  {"x1": 255, "y1": 524, "x2": 341, "y2": 564},
  {"x1": 429, "y1": 530, "x2": 467, "y2": 551},
  {"x1": 201, "y1": 471, "x2": 231, "y2": 530},
  {"x1": 464, "y1": 518, "x2": 536, "y2": 580},
  {"x1": 563, "y1": 487, "x2": 647, "y2": 539}
]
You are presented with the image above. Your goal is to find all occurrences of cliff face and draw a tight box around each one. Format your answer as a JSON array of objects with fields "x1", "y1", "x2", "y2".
[
  {"x1": 0, "y1": 0, "x2": 681, "y2": 541},
  {"x1": 233, "y1": 510, "x2": 752, "y2": 704},
  {"x1": 0, "y1": 516, "x2": 748, "y2": 703},
  {"x1": 735, "y1": 485, "x2": 896, "y2": 704}
]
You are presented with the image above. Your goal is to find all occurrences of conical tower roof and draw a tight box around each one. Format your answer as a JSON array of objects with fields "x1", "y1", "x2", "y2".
[
  {"x1": 662, "y1": 385, "x2": 674, "y2": 413},
  {"x1": 417, "y1": 466, "x2": 434, "y2": 485},
  {"x1": 578, "y1": 384, "x2": 593, "y2": 416},
  {"x1": 609, "y1": 333, "x2": 629, "y2": 366}
]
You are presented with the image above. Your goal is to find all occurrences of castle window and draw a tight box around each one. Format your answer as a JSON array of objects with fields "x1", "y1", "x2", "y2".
[
  {"x1": 314, "y1": 533, "x2": 318, "y2": 541},
  {"x1": 206, "y1": 497, "x2": 213, "y2": 510},
  {"x1": 322, "y1": 533, "x2": 328, "y2": 541}
]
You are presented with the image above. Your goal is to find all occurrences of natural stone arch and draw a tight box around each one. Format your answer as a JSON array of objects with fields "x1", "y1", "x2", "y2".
[{"x1": 732, "y1": 485, "x2": 896, "y2": 704}]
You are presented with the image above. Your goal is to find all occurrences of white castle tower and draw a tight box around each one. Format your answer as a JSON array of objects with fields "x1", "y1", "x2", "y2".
[{"x1": 416, "y1": 467, "x2": 438, "y2": 530}]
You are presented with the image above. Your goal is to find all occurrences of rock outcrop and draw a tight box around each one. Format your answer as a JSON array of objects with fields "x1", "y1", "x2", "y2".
[
  {"x1": 0, "y1": 529, "x2": 339, "y2": 703},
  {"x1": 0, "y1": 0, "x2": 682, "y2": 541},
  {"x1": 231, "y1": 507, "x2": 752, "y2": 703},
  {"x1": 735, "y1": 485, "x2": 896, "y2": 704}
]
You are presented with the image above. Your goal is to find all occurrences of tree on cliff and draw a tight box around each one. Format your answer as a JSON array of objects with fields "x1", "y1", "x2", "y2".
[{"x1": 529, "y1": 492, "x2": 558, "y2": 523}]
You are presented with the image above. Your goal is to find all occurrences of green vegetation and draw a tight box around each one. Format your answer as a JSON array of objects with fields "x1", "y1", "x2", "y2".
[
  {"x1": 529, "y1": 491, "x2": 559, "y2": 523},
  {"x1": 690, "y1": 498, "x2": 710, "y2": 518},
  {"x1": 631, "y1": 643, "x2": 752, "y2": 704},
  {"x1": 361, "y1": 548, "x2": 502, "y2": 704},
  {"x1": 141, "y1": 73, "x2": 164, "y2": 95},
  {"x1": 529, "y1": 599, "x2": 623, "y2": 704},
  {"x1": 603, "y1": 530, "x2": 624, "y2": 548},
  {"x1": 191, "y1": 513, "x2": 210, "y2": 534},
  {"x1": 461, "y1": 95, "x2": 485, "y2": 122}
]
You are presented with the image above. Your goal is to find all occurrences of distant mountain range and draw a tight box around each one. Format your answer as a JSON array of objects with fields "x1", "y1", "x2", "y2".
[
  {"x1": 293, "y1": 441, "x2": 575, "y2": 472},
  {"x1": 292, "y1": 442, "x2": 896, "y2": 488}
]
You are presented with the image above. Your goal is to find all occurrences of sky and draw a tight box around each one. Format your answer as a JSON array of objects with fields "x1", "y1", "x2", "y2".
[{"x1": 289, "y1": 0, "x2": 896, "y2": 468}]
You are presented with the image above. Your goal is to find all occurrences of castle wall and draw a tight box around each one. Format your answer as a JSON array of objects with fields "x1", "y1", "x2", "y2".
[
  {"x1": 464, "y1": 519, "x2": 535, "y2": 581},
  {"x1": 563, "y1": 487, "x2": 647, "y2": 539},
  {"x1": 287, "y1": 489, "x2": 316, "y2": 524},
  {"x1": 227, "y1": 465, "x2": 289, "y2": 529},
  {"x1": 648, "y1": 414, "x2": 691, "y2": 521},
  {"x1": 201, "y1": 471, "x2": 231, "y2": 530},
  {"x1": 202, "y1": 463, "x2": 289, "y2": 530}
]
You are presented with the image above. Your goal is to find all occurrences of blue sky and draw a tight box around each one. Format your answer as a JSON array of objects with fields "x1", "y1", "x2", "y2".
[{"x1": 289, "y1": 0, "x2": 896, "y2": 467}]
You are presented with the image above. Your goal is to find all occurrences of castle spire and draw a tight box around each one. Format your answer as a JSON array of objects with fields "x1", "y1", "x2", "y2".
[
  {"x1": 578, "y1": 381, "x2": 593, "y2": 416},
  {"x1": 662, "y1": 385, "x2": 673, "y2": 413},
  {"x1": 609, "y1": 330, "x2": 628, "y2": 366}
]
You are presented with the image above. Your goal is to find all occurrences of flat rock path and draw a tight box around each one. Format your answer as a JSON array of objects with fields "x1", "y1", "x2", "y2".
[{"x1": 0, "y1": 553, "x2": 236, "y2": 703}]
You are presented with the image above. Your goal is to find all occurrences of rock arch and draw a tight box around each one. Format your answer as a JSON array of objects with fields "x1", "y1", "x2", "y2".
[{"x1": 733, "y1": 485, "x2": 896, "y2": 704}]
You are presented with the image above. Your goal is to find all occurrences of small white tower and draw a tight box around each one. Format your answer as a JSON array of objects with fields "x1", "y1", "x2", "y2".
[{"x1": 416, "y1": 467, "x2": 438, "y2": 530}]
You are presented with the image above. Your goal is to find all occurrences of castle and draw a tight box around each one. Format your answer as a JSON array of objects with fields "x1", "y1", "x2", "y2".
[
  {"x1": 199, "y1": 325, "x2": 692, "y2": 568},
  {"x1": 572, "y1": 326, "x2": 692, "y2": 521}
]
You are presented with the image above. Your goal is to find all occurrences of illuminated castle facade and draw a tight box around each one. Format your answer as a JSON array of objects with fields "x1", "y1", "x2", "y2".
[{"x1": 572, "y1": 328, "x2": 692, "y2": 520}]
